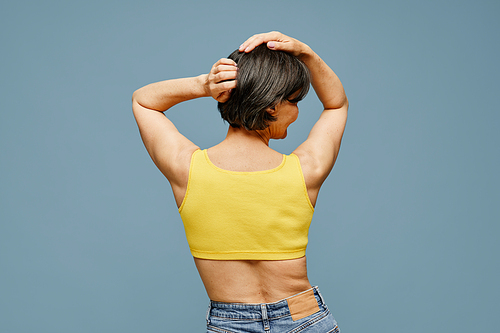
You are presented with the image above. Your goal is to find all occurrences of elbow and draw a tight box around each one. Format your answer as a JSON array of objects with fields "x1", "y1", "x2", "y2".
[
  {"x1": 132, "y1": 84, "x2": 150, "y2": 104},
  {"x1": 131, "y1": 89, "x2": 147, "y2": 116},
  {"x1": 132, "y1": 88, "x2": 149, "y2": 111},
  {"x1": 132, "y1": 89, "x2": 141, "y2": 104},
  {"x1": 339, "y1": 89, "x2": 348, "y2": 109}
]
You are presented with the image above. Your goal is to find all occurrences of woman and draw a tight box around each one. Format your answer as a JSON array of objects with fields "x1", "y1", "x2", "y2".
[{"x1": 132, "y1": 32, "x2": 348, "y2": 332}]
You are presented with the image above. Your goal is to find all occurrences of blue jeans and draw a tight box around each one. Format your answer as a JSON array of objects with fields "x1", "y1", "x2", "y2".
[{"x1": 206, "y1": 286, "x2": 340, "y2": 333}]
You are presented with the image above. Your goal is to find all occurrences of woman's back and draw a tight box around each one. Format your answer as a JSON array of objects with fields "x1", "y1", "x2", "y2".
[
  {"x1": 195, "y1": 256, "x2": 311, "y2": 303},
  {"x1": 132, "y1": 32, "x2": 347, "y2": 332},
  {"x1": 182, "y1": 132, "x2": 314, "y2": 303}
]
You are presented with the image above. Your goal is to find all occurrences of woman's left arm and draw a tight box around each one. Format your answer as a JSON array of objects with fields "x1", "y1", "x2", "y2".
[{"x1": 240, "y1": 32, "x2": 348, "y2": 205}]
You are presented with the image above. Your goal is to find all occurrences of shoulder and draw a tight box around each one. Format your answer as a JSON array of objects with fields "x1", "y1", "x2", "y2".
[
  {"x1": 158, "y1": 145, "x2": 199, "y2": 187},
  {"x1": 163, "y1": 145, "x2": 200, "y2": 208},
  {"x1": 292, "y1": 149, "x2": 330, "y2": 192}
]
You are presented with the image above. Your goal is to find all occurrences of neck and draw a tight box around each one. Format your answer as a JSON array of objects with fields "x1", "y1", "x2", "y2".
[{"x1": 225, "y1": 126, "x2": 271, "y2": 147}]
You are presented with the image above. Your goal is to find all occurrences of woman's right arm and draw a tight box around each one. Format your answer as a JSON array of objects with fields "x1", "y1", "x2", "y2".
[
  {"x1": 239, "y1": 32, "x2": 348, "y2": 205},
  {"x1": 132, "y1": 59, "x2": 237, "y2": 205}
]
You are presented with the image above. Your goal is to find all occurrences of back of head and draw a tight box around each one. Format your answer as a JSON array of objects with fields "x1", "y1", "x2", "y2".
[{"x1": 218, "y1": 44, "x2": 310, "y2": 131}]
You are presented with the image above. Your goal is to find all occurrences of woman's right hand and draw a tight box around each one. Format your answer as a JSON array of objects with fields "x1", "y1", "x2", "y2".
[{"x1": 204, "y1": 58, "x2": 238, "y2": 103}]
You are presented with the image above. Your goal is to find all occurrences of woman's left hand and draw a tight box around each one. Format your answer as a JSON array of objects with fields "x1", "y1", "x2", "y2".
[
  {"x1": 204, "y1": 58, "x2": 238, "y2": 103},
  {"x1": 238, "y1": 31, "x2": 310, "y2": 58}
]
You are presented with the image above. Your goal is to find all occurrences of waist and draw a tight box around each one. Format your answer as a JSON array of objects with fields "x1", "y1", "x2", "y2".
[
  {"x1": 195, "y1": 257, "x2": 310, "y2": 303},
  {"x1": 208, "y1": 286, "x2": 326, "y2": 321}
]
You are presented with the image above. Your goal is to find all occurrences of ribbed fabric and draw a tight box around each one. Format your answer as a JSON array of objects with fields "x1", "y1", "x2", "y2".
[{"x1": 179, "y1": 149, "x2": 314, "y2": 260}]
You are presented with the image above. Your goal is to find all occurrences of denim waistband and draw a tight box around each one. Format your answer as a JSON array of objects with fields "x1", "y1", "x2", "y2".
[{"x1": 206, "y1": 286, "x2": 326, "y2": 322}]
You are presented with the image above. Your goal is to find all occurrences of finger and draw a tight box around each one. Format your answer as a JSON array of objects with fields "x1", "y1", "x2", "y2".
[
  {"x1": 218, "y1": 94, "x2": 230, "y2": 103},
  {"x1": 214, "y1": 80, "x2": 237, "y2": 93},
  {"x1": 217, "y1": 89, "x2": 234, "y2": 103},
  {"x1": 216, "y1": 58, "x2": 237, "y2": 66},
  {"x1": 266, "y1": 40, "x2": 290, "y2": 52},
  {"x1": 210, "y1": 59, "x2": 236, "y2": 74},
  {"x1": 211, "y1": 76, "x2": 237, "y2": 91},
  {"x1": 214, "y1": 70, "x2": 237, "y2": 83},
  {"x1": 269, "y1": 39, "x2": 305, "y2": 57},
  {"x1": 239, "y1": 31, "x2": 283, "y2": 53},
  {"x1": 239, "y1": 33, "x2": 270, "y2": 51},
  {"x1": 212, "y1": 64, "x2": 238, "y2": 75}
]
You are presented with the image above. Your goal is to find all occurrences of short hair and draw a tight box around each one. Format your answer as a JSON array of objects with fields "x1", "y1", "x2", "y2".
[{"x1": 217, "y1": 44, "x2": 310, "y2": 131}]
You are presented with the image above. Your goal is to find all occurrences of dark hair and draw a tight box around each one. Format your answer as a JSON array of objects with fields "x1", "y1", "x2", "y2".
[{"x1": 217, "y1": 44, "x2": 310, "y2": 130}]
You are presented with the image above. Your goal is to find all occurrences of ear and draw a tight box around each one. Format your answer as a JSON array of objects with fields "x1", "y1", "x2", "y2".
[{"x1": 266, "y1": 104, "x2": 277, "y2": 116}]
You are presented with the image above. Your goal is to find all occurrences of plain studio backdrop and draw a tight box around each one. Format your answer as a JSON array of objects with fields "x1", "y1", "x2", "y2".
[{"x1": 1, "y1": 1, "x2": 498, "y2": 332}]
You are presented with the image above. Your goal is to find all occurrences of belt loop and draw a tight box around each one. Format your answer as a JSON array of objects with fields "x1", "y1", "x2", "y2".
[
  {"x1": 261, "y1": 304, "x2": 270, "y2": 332},
  {"x1": 206, "y1": 301, "x2": 212, "y2": 325},
  {"x1": 314, "y1": 286, "x2": 326, "y2": 305}
]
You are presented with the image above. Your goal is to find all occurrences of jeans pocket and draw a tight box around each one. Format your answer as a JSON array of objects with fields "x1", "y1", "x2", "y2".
[{"x1": 287, "y1": 309, "x2": 340, "y2": 333}]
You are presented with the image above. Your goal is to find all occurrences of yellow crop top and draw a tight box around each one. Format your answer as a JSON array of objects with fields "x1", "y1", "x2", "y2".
[{"x1": 178, "y1": 149, "x2": 314, "y2": 260}]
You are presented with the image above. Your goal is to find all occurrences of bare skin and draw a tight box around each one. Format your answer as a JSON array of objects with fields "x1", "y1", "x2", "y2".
[
  {"x1": 194, "y1": 257, "x2": 311, "y2": 303},
  {"x1": 132, "y1": 32, "x2": 348, "y2": 304},
  {"x1": 193, "y1": 123, "x2": 312, "y2": 303}
]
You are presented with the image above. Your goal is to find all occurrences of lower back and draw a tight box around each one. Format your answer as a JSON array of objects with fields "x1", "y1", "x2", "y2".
[{"x1": 194, "y1": 256, "x2": 312, "y2": 303}]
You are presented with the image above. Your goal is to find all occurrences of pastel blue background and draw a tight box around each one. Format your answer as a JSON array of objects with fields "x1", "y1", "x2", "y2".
[{"x1": 1, "y1": 1, "x2": 498, "y2": 332}]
